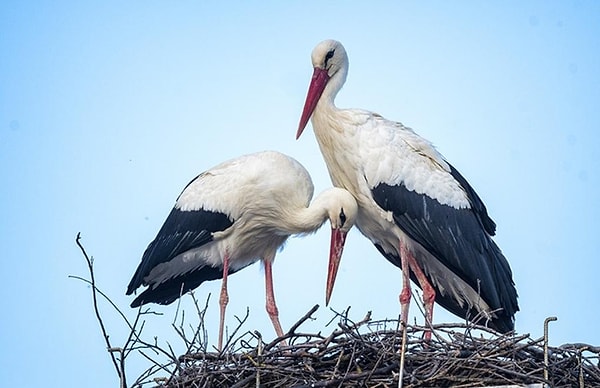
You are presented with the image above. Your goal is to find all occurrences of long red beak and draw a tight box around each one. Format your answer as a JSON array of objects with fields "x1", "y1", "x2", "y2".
[
  {"x1": 326, "y1": 228, "x2": 348, "y2": 306},
  {"x1": 296, "y1": 67, "x2": 330, "y2": 139}
]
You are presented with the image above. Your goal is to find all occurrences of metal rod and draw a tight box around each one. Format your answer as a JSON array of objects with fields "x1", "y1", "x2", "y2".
[
  {"x1": 543, "y1": 316, "x2": 558, "y2": 383},
  {"x1": 255, "y1": 331, "x2": 262, "y2": 388},
  {"x1": 398, "y1": 319, "x2": 407, "y2": 388}
]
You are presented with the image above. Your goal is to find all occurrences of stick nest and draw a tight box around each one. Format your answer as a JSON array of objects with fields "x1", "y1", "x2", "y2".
[
  {"x1": 71, "y1": 235, "x2": 600, "y2": 387},
  {"x1": 161, "y1": 306, "x2": 600, "y2": 388}
]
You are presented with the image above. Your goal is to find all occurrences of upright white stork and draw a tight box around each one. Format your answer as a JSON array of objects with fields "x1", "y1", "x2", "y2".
[
  {"x1": 296, "y1": 40, "x2": 518, "y2": 334},
  {"x1": 127, "y1": 151, "x2": 358, "y2": 350}
]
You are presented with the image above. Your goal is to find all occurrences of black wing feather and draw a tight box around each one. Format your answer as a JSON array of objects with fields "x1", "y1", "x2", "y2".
[
  {"x1": 129, "y1": 264, "x2": 246, "y2": 307},
  {"x1": 126, "y1": 207, "x2": 233, "y2": 296},
  {"x1": 447, "y1": 162, "x2": 496, "y2": 235},
  {"x1": 371, "y1": 182, "x2": 518, "y2": 332},
  {"x1": 130, "y1": 265, "x2": 223, "y2": 307}
]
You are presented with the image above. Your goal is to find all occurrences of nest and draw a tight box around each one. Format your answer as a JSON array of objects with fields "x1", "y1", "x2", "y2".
[
  {"x1": 71, "y1": 235, "x2": 600, "y2": 387},
  {"x1": 159, "y1": 306, "x2": 600, "y2": 388}
]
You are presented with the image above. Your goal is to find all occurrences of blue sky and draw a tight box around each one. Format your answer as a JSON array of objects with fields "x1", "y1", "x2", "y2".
[{"x1": 1, "y1": 1, "x2": 599, "y2": 386}]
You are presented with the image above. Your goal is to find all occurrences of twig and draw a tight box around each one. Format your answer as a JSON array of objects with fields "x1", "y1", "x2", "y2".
[
  {"x1": 74, "y1": 233, "x2": 124, "y2": 387},
  {"x1": 288, "y1": 304, "x2": 320, "y2": 335}
]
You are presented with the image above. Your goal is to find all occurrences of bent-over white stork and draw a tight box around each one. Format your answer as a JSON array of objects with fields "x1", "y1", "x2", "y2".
[
  {"x1": 127, "y1": 151, "x2": 358, "y2": 350},
  {"x1": 296, "y1": 40, "x2": 518, "y2": 334}
]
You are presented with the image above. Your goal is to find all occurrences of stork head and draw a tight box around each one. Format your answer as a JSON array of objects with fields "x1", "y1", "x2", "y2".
[
  {"x1": 297, "y1": 39, "x2": 348, "y2": 139},
  {"x1": 322, "y1": 187, "x2": 357, "y2": 306}
]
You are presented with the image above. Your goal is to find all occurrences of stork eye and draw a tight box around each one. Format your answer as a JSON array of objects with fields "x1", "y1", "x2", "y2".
[
  {"x1": 324, "y1": 49, "x2": 335, "y2": 66},
  {"x1": 339, "y1": 208, "x2": 347, "y2": 226}
]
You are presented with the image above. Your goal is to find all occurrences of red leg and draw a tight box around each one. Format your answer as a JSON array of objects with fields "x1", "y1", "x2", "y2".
[
  {"x1": 264, "y1": 259, "x2": 287, "y2": 345},
  {"x1": 405, "y1": 255, "x2": 436, "y2": 340},
  {"x1": 398, "y1": 242, "x2": 436, "y2": 340},
  {"x1": 399, "y1": 242, "x2": 412, "y2": 326},
  {"x1": 398, "y1": 242, "x2": 413, "y2": 388},
  {"x1": 218, "y1": 253, "x2": 230, "y2": 351}
]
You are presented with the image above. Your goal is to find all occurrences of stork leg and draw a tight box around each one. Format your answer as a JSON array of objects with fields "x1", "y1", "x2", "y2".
[
  {"x1": 398, "y1": 242, "x2": 412, "y2": 325},
  {"x1": 398, "y1": 242, "x2": 435, "y2": 340},
  {"x1": 398, "y1": 242, "x2": 413, "y2": 388},
  {"x1": 218, "y1": 253, "x2": 230, "y2": 351},
  {"x1": 264, "y1": 259, "x2": 287, "y2": 346},
  {"x1": 406, "y1": 256, "x2": 436, "y2": 341}
]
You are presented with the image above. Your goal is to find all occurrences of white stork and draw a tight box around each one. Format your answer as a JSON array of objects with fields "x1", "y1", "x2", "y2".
[
  {"x1": 127, "y1": 151, "x2": 358, "y2": 350},
  {"x1": 296, "y1": 39, "x2": 518, "y2": 335}
]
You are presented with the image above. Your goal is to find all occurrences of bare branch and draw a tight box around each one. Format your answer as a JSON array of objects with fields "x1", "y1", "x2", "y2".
[{"x1": 73, "y1": 233, "x2": 124, "y2": 386}]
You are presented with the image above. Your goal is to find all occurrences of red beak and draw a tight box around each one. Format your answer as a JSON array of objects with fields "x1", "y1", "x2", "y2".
[
  {"x1": 296, "y1": 67, "x2": 330, "y2": 139},
  {"x1": 326, "y1": 228, "x2": 348, "y2": 306}
]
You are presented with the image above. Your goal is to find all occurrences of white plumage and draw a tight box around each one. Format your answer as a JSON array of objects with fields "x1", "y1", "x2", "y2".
[
  {"x1": 297, "y1": 39, "x2": 518, "y2": 334},
  {"x1": 127, "y1": 150, "x2": 358, "y2": 349}
]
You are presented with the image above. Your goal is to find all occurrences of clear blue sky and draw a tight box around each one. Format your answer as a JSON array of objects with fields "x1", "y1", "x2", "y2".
[{"x1": 1, "y1": 1, "x2": 599, "y2": 386}]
